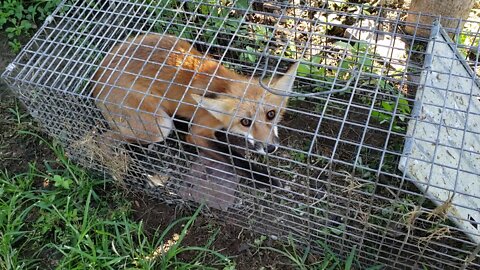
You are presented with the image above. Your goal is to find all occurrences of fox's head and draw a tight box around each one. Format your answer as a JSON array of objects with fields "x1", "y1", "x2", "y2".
[{"x1": 192, "y1": 62, "x2": 298, "y2": 154}]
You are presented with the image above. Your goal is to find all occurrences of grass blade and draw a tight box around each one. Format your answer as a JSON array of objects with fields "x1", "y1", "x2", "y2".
[{"x1": 344, "y1": 245, "x2": 356, "y2": 270}]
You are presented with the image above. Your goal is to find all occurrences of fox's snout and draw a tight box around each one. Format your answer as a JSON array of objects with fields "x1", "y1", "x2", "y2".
[
  {"x1": 266, "y1": 144, "x2": 278, "y2": 153},
  {"x1": 248, "y1": 126, "x2": 280, "y2": 154},
  {"x1": 254, "y1": 141, "x2": 278, "y2": 154}
]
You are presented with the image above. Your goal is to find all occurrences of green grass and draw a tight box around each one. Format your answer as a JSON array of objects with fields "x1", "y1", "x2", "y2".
[
  {"x1": 254, "y1": 237, "x2": 383, "y2": 270},
  {"x1": 0, "y1": 131, "x2": 235, "y2": 269}
]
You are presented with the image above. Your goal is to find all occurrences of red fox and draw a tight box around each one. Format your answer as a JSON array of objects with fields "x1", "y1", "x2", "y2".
[{"x1": 92, "y1": 34, "x2": 298, "y2": 187}]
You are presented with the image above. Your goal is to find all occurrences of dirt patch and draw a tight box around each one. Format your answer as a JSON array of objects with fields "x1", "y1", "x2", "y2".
[
  {"x1": 129, "y1": 193, "x2": 300, "y2": 270},
  {"x1": 0, "y1": 33, "x2": 55, "y2": 174}
]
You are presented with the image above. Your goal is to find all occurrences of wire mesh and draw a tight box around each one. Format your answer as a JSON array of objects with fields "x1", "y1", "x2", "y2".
[{"x1": 2, "y1": 0, "x2": 480, "y2": 269}]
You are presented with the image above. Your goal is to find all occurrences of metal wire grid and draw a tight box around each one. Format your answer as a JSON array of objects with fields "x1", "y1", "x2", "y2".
[{"x1": 2, "y1": 0, "x2": 480, "y2": 269}]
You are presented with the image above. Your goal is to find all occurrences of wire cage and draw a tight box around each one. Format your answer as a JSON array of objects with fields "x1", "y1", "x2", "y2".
[{"x1": 2, "y1": 0, "x2": 480, "y2": 268}]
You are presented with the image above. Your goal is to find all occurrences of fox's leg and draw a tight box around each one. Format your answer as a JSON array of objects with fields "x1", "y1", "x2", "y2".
[
  {"x1": 99, "y1": 102, "x2": 173, "y2": 144},
  {"x1": 186, "y1": 116, "x2": 281, "y2": 188}
]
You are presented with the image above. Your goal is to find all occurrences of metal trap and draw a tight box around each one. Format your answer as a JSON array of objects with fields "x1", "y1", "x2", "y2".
[{"x1": 2, "y1": 0, "x2": 480, "y2": 269}]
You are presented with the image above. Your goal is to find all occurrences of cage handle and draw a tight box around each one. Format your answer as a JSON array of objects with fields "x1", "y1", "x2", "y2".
[{"x1": 258, "y1": 56, "x2": 358, "y2": 97}]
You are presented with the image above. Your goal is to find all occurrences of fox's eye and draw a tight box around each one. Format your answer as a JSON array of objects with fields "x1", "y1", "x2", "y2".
[
  {"x1": 266, "y1": 110, "x2": 276, "y2": 120},
  {"x1": 240, "y1": 118, "x2": 252, "y2": 127}
]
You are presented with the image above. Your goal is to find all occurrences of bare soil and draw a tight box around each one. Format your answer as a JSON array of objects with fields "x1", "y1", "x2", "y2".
[
  {"x1": 0, "y1": 33, "x2": 55, "y2": 174},
  {"x1": 129, "y1": 194, "x2": 300, "y2": 269}
]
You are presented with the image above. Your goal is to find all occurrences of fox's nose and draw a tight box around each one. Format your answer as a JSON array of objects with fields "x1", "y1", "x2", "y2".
[{"x1": 266, "y1": 144, "x2": 278, "y2": 153}]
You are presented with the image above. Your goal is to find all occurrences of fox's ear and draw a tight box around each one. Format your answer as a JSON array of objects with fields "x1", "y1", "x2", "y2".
[
  {"x1": 191, "y1": 94, "x2": 233, "y2": 121},
  {"x1": 271, "y1": 62, "x2": 299, "y2": 94}
]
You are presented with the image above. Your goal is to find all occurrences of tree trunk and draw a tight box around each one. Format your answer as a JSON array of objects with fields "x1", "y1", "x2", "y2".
[{"x1": 405, "y1": 0, "x2": 474, "y2": 37}]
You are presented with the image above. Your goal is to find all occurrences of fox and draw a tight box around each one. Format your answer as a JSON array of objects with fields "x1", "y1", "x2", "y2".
[{"x1": 92, "y1": 34, "x2": 298, "y2": 188}]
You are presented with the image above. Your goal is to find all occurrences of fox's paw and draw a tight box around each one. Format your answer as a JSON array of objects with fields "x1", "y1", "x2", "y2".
[{"x1": 154, "y1": 110, "x2": 173, "y2": 142}]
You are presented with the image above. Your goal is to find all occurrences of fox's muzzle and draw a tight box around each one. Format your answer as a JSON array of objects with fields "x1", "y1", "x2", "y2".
[{"x1": 253, "y1": 135, "x2": 279, "y2": 154}]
